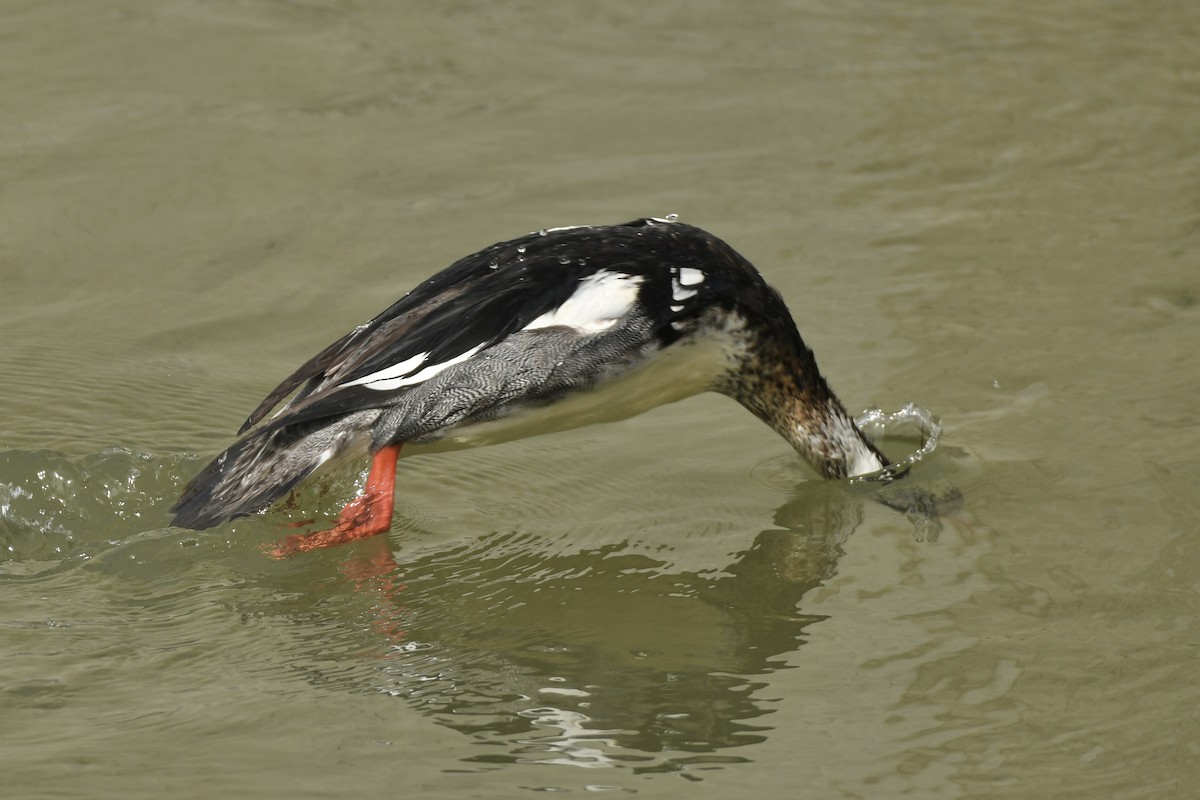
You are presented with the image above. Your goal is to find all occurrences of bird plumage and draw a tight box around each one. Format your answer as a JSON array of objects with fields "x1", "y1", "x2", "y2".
[{"x1": 170, "y1": 218, "x2": 889, "y2": 547}]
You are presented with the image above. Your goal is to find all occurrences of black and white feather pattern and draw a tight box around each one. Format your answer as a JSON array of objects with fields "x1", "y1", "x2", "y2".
[
  {"x1": 171, "y1": 217, "x2": 888, "y2": 531},
  {"x1": 173, "y1": 219, "x2": 735, "y2": 527},
  {"x1": 238, "y1": 218, "x2": 739, "y2": 439}
]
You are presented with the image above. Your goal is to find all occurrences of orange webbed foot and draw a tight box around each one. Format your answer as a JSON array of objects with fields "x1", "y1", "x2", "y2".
[{"x1": 265, "y1": 444, "x2": 402, "y2": 559}]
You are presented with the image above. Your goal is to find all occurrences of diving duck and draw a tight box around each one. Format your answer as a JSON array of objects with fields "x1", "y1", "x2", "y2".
[{"x1": 171, "y1": 217, "x2": 891, "y2": 556}]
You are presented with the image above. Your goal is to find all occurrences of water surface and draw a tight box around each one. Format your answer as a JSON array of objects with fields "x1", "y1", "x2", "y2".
[{"x1": 2, "y1": 1, "x2": 1198, "y2": 797}]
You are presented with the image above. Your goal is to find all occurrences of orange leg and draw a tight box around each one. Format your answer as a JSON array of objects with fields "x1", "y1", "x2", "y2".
[{"x1": 268, "y1": 444, "x2": 403, "y2": 559}]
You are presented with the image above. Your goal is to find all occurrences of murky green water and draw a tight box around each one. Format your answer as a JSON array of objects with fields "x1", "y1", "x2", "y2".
[{"x1": 3, "y1": 1, "x2": 1198, "y2": 797}]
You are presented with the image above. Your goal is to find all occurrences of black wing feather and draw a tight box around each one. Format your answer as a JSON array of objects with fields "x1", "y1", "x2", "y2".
[
  {"x1": 239, "y1": 226, "x2": 641, "y2": 436},
  {"x1": 239, "y1": 324, "x2": 371, "y2": 433},
  {"x1": 236, "y1": 218, "x2": 743, "y2": 438}
]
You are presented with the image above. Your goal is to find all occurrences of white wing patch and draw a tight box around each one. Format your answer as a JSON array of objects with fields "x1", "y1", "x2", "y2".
[
  {"x1": 678, "y1": 267, "x2": 704, "y2": 286},
  {"x1": 340, "y1": 267, "x2": 648, "y2": 394},
  {"x1": 344, "y1": 345, "x2": 484, "y2": 391},
  {"x1": 523, "y1": 270, "x2": 643, "y2": 333}
]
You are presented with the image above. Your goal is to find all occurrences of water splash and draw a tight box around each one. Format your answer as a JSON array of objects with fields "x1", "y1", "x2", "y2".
[
  {"x1": 850, "y1": 404, "x2": 957, "y2": 542},
  {"x1": 851, "y1": 403, "x2": 942, "y2": 483},
  {"x1": 0, "y1": 447, "x2": 196, "y2": 573}
]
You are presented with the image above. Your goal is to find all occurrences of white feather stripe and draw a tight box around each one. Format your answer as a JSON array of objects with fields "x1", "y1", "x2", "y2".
[
  {"x1": 678, "y1": 267, "x2": 705, "y2": 286},
  {"x1": 347, "y1": 345, "x2": 484, "y2": 391},
  {"x1": 342, "y1": 351, "x2": 429, "y2": 388},
  {"x1": 523, "y1": 270, "x2": 643, "y2": 333},
  {"x1": 671, "y1": 280, "x2": 698, "y2": 302}
]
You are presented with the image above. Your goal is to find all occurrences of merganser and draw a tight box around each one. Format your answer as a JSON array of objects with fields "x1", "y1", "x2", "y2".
[{"x1": 171, "y1": 217, "x2": 890, "y2": 556}]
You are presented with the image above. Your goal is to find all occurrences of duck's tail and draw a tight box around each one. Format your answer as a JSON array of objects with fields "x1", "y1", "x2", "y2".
[{"x1": 170, "y1": 415, "x2": 373, "y2": 530}]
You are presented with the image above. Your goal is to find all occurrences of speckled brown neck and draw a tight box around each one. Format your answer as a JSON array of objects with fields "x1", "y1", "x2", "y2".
[{"x1": 718, "y1": 318, "x2": 889, "y2": 479}]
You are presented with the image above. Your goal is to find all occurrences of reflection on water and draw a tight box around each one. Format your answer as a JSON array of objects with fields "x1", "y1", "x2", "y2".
[
  {"x1": 274, "y1": 484, "x2": 862, "y2": 772},
  {"x1": 0, "y1": 407, "x2": 958, "y2": 779},
  {"x1": 229, "y1": 430, "x2": 955, "y2": 774},
  {"x1": 0, "y1": 411, "x2": 957, "y2": 774}
]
